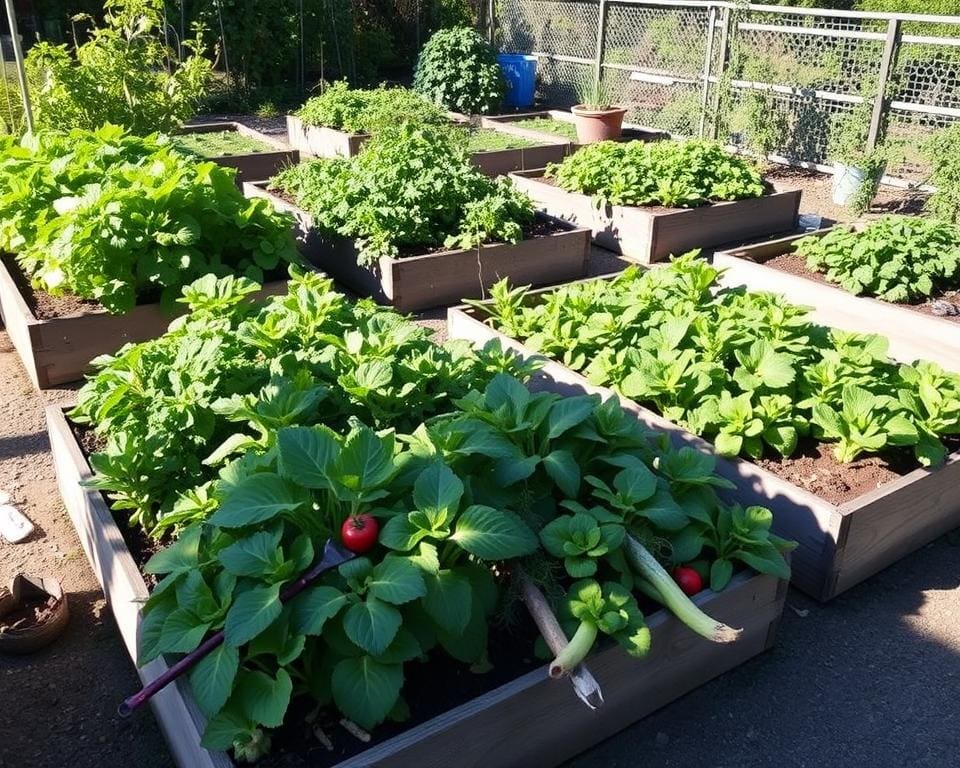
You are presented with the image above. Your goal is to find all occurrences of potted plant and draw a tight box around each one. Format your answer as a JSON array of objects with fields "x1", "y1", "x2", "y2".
[
  {"x1": 571, "y1": 75, "x2": 627, "y2": 144},
  {"x1": 827, "y1": 103, "x2": 889, "y2": 214}
]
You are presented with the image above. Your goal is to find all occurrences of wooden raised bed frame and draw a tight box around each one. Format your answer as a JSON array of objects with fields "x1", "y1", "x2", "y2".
[
  {"x1": 0, "y1": 258, "x2": 289, "y2": 389},
  {"x1": 244, "y1": 181, "x2": 591, "y2": 313},
  {"x1": 509, "y1": 169, "x2": 802, "y2": 264},
  {"x1": 46, "y1": 403, "x2": 787, "y2": 768},
  {"x1": 448, "y1": 291, "x2": 960, "y2": 602},
  {"x1": 284, "y1": 113, "x2": 569, "y2": 177},
  {"x1": 713, "y1": 229, "x2": 960, "y2": 371},
  {"x1": 480, "y1": 109, "x2": 670, "y2": 148},
  {"x1": 177, "y1": 122, "x2": 299, "y2": 184}
]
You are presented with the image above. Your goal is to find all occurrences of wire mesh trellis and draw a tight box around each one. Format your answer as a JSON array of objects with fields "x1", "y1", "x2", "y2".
[{"x1": 494, "y1": 0, "x2": 960, "y2": 185}]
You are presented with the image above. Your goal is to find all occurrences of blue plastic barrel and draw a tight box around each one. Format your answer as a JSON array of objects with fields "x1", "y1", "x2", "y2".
[{"x1": 497, "y1": 53, "x2": 538, "y2": 107}]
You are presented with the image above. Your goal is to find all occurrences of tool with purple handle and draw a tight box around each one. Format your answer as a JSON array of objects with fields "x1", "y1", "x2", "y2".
[{"x1": 118, "y1": 538, "x2": 355, "y2": 717}]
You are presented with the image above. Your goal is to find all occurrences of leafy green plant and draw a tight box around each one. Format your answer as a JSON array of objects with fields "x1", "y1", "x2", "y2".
[
  {"x1": 270, "y1": 123, "x2": 534, "y2": 265},
  {"x1": 413, "y1": 26, "x2": 505, "y2": 115},
  {"x1": 472, "y1": 254, "x2": 960, "y2": 467},
  {"x1": 26, "y1": 0, "x2": 212, "y2": 133},
  {"x1": 71, "y1": 268, "x2": 535, "y2": 532},
  {"x1": 296, "y1": 81, "x2": 447, "y2": 135},
  {"x1": 547, "y1": 139, "x2": 766, "y2": 208},
  {"x1": 923, "y1": 122, "x2": 960, "y2": 225},
  {"x1": 0, "y1": 125, "x2": 297, "y2": 313},
  {"x1": 172, "y1": 130, "x2": 275, "y2": 158},
  {"x1": 794, "y1": 216, "x2": 960, "y2": 303},
  {"x1": 826, "y1": 103, "x2": 894, "y2": 216}
]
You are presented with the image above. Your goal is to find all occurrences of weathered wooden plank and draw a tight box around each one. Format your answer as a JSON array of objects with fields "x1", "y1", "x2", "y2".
[
  {"x1": 45, "y1": 405, "x2": 231, "y2": 768},
  {"x1": 447, "y1": 301, "x2": 960, "y2": 601},
  {"x1": 244, "y1": 182, "x2": 591, "y2": 312},
  {"x1": 285, "y1": 114, "x2": 369, "y2": 158},
  {"x1": 509, "y1": 170, "x2": 802, "y2": 263},
  {"x1": 46, "y1": 404, "x2": 786, "y2": 768},
  {"x1": 0, "y1": 257, "x2": 290, "y2": 389},
  {"x1": 713, "y1": 232, "x2": 960, "y2": 371}
]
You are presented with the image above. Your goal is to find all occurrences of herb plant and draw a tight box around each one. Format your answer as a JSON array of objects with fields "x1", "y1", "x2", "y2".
[
  {"x1": 413, "y1": 26, "x2": 505, "y2": 115},
  {"x1": 794, "y1": 216, "x2": 960, "y2": 303},
  {"x1": 0, "y1": 125, "x2": 297, "y2": 313},
  {"x1": 71, "y1": 268, "x2": 535, "y2": 533},
  {"x1": 923, "y1": 122, "x2": 960, "y2": 225},
  {"x1": 134, "y1": 372, "x2": 793, "y2": 759},
  {"x1": 172, "y1": 130, "x2": 275, "y2": 158},
  {"x1": 471, "y1": 255, "x2": 960, "y2": 466},
  {"x1": 546, "y1": 139, "x2": 766, "y2": 208},
  {"x1": 25, "y1": 0, "x2": 211, "y2": 134},
  {"x1": 296, "y1": 81, "x2": 447, "y2": 135},
  {"x1": 270, "y1": 124, "x2": 535, "y2": 265}
]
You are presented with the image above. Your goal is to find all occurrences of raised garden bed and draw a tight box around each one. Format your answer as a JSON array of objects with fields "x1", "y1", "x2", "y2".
[
  {"x1": 448, "y1": 289, "x2": 960, "y2": 602},
  {"x1": 480, "y1": 110, "x2": 669, "y2": 148},
  {"x1": 45, "y1": 402, "x2": 788, "y2": 768},
  {"x1": 0, "y1": 256, "x2": 288, "y2": 389},
  {"x1": 509, "y1": 170, "x2": 802, "y2": 263},
  {"x1": 244, "y1": 181, "x2": 591, "y2": 313},
  {"x1": 285, "y1": 113, "x2": 568, "y2": 177},
  {"x1": 175, "y1": 122, "x2": 298, "y2": 184},
  {"x1": 713, "y1": 229, "x2": 960, "y2": 372}
]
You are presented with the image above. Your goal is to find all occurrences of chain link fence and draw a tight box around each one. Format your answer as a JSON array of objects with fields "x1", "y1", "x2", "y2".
[{"x1": 494, "y1": 0, "x2": 960, "y2": 186}]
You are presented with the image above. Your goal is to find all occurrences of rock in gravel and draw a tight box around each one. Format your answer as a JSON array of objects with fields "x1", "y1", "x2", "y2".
[{"x1": 931, "y1": 299, "x2": 960, "y2": 316}]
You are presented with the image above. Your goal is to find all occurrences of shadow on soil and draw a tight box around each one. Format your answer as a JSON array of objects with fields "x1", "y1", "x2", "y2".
[
  {"x1": 0, "y1": 430, "x2": 52, "y2": 461},
  {"x1": 565, "y1": 530, "x2": 960, "y2": 768}
]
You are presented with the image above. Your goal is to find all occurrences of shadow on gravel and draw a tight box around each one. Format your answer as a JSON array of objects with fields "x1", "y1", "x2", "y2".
[
  {"x1": 565, "y1": 531, "x2": 960, "y2": 768},
  {"x1": 0, "y1": 430, "x2": 51, "y2": 461}
]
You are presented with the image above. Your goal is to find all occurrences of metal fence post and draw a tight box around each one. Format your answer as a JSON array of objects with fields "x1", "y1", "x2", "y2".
[
  {"x1": 2, "y1": 0, "x2": 33, "y2": 133},
  {"x1": 867, "y1": 17, "x2": 901, "y2": 151},
  {"x1": 698, "y1": 5, "x2": 718, "y2": 138},
  {"x1": 593, "y1": 0, "x2": 609, "y2": 95},
  {"x1": 708, "y1": 4, "x2": 732, "y2": 140}
]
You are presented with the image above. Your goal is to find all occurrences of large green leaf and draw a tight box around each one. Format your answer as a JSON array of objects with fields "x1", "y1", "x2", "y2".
[
  {"x1": 422, "y1": 569, "x2": 472, "y2": 634},
  {"x1": 451, "y1": 505, "x2": 539, "y2": 560},
  {"x1": 217, "y1": 529, "x2": 282, "y2": 578},
  {"x1": 224, "y1": 583, "x2": 282, "y2": 647},
  {"x1": 277, "y1": 425, "x2": 340, "y2": 488},
  {"x1": 547, "y1": 396, "x2": 597, "y2": 438},
  {"x1": 210, "y1": 473, "x2": 305, "y2": 528},
  {"x1": 331, "y1": 656, "x2": 403, "y2": 730},
  {"x1": 144, "y1": 524, "x2": 201, "y2": 574},
  {"x1": 288, "y1": 586, "x2": 348, "y2": 635},
  {"x1": 236, "y1": 668, "x2": 293, "y2": 728},
  {"x1": 367, "y1": 557, "x2": 427, "y2": 605},
  {"x1": 413, "y1": 462, "x2": 463, "y2": 528},
  {"x1": 337, "y1": 428, "x2": 395, "y2": 490},
  {"x1": 542, "y1": 449, "x2": 580, "y2": 497},
  {"x1": 159, "y1": 608, "x2": 210, "y2": 654},
  {"x1": 189, "y1": 643, "x2": 239, "y2": 717},
  {"x1": 342, "y1": 598, "x2": 402, "y2": 655}
]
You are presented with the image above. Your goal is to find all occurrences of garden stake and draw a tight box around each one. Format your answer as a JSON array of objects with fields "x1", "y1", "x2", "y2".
[
  {"x1": 516, "y1": 568, "x2": 604, "y2": 710},
  {"x1": 117, "y1": 539, "x2": 355, "y2": 717}
]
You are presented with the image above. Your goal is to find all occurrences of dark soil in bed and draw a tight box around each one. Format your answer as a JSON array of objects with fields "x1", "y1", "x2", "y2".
[
  {"x1": 761, "y1": 251, "x2": 960, "y2": 325},
  {"x1": 3, "y1": 253, "x2": 103, "y2": 320}
]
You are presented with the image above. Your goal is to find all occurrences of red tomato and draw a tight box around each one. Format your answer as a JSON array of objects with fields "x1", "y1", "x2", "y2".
[
  {"x1": 341, "y1": 514, "x2": 379, "y2": 554},
  {"x1": 673, "y1": 565, "x2": 703, "y2": 596}
]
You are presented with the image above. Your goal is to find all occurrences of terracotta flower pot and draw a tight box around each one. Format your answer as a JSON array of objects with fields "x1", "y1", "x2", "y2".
[{"x1": 571, "y1": 105, "x2": 628, "y2": 144}]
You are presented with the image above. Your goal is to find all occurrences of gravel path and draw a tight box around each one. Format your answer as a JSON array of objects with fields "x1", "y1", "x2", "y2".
[{"x1": 0, "y1": 145, "x2": 953, "y2": 768}]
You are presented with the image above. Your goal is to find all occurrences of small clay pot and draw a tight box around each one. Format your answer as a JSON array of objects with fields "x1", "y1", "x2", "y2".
[
  {"x1": 571, "y1": 105, "x2": 628, "y2": 144},
  {"x1": 0, "y1": 574, "x2": 70, "y2": 654}
]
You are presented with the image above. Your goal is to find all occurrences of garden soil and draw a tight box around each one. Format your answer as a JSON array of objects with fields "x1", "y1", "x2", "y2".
[{"x1": 1, "y1": 128, "x2": 957, "y2": 768}]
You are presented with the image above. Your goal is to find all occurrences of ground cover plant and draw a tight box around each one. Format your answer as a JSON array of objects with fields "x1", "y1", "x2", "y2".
[
  {"x1": 71, "y1": 268, "x2": 534, "y2": 535},
  {"x1": 923, "y1": 122, "x2": 960, "y2": 226},
  {"x1": 461, "y1": 126, "x2": 544, "y2": 153},
  {"x1": 0, "y1": 125, "x2": 296, "y2": 314},
  {"x1": 469, "y1": 255, "x2": 960, "y2": 466},
  {"x1": 413, "y1": 26, "x2": 505, "y2": 115},
  {"x1": 173, "y1": 130, "x2": 276, "y2": 158},
  {"x1": 793, "y1": 216, "x2": 960, "y2": 303},
  {"x1": 512, "y1": 116, "x2": 579, "y2": 141},
  {"x1": 269, "y1": 123, "x2": 535, "y2": 265},
  {"x1": 25, "y1": 0, "x2": 211, "y2": 134},
  {"x1": 546, "y1": 139, "x2": 766, "y2": 208},
  {"x1": 296, "y1": 81, "x2": 447, "y2": 135}
]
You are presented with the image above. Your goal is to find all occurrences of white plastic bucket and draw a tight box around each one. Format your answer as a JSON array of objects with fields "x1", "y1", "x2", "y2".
[{"x1": 831, "y1": 161, "x2": 868, "y2": 206}]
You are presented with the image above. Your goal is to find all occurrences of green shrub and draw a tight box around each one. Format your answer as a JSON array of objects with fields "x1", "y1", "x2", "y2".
[
  {"x1": 547, "y1": 139, "x2": 765, "y2": 208},
  {"x1": 296, "y1": 81, "x2": 447, "y2": 135},
  {"x1": 923, "y1": 123, "x2": 960, "y2": 225},
  {"x1": 0, "y1": 125, "x2": 297, "y2": 313},
  {"x1": 794, "y1": 216, "x2": 960, "y2": 303},
  {"x1": 25, "y1": 0, "x2": 212, "y2": 134},
  {"x1": 271, "y1": 123, "x2": 533, "y2": 264},
  {"x1": 413, "y1": 26, "x2": 505, "y2": 115}
]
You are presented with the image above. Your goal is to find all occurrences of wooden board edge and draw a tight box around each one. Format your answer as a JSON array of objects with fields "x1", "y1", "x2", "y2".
[
  {"x1": 44, "y1": 405, "x2": 231, "y2": 768},
  {"x1": 0, "y1": 255, "x2": 43, "y2": 388}
]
